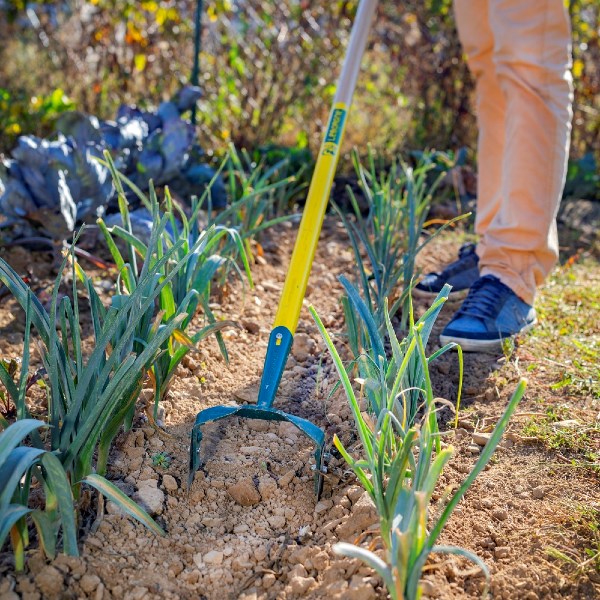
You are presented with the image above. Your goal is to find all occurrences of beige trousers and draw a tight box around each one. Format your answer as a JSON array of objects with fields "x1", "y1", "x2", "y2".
[{"x1": 453, "y1": 0, "x2": 573, "y2": 305}]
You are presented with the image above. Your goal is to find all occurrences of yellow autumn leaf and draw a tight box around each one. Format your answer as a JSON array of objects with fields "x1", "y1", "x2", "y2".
[
  {"x1": 141, "y1": 0, "x2": 158, "y2": 12},
  {"x1": 134, "y1": 54, "x2": 147, "y2": 72},
  {"x1": 156, "y1": 7, "x2": 166, "y2": 25},
  {"x1": 171, "y1": 329, "x2": 195, "y2": 349},
  {"x1": 572, "y1": 59, "x2": 584, "y2": 78}
]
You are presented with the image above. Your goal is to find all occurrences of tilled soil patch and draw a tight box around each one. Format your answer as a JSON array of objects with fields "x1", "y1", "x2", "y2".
[{"x1": 0, "y1": 220, "x2": 598, "y2": 599}]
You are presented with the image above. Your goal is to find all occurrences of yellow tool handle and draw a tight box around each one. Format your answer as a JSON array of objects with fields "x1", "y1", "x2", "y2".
[
  {"x1": 273, "y1": 0, "x2": 378, "y2": 334},
  {"x1": 273, "y1": 102, "x2": 348, "y2": 332}
]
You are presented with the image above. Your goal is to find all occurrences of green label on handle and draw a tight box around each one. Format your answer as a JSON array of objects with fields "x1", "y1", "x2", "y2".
[{"x1": 322, "y1": 108, "x2": 347, "y2": 156}]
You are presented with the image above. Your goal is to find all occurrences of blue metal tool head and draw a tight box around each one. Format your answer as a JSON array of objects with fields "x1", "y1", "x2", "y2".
[
  {"x1": 188, "y1": 326, "x2": 326, "y2": 498},
  {"x1": 188, "y1": 405, "x2": 325, "y2": 497}
]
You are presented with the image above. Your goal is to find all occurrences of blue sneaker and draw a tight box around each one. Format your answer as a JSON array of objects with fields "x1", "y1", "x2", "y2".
[
  {"x1": 440, "y1": 275, "x2": 537, "y2": 352},
  {"x1": 414, "y1": 242, "x2": 479, "y2": 298}
]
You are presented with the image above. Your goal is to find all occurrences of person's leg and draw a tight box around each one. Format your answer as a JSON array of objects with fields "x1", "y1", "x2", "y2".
[
  {"x1": 478, "y1": 0, "x2": 573, "y2": 305},
  {"x1": 453, "y1": 0, "x2": 505, "y2": 238},
  {"x1": 414, "y1": 0, "x2": 500, "y2": 300},
  {"x1": 441, "y1": 0, "x2": 573, "y2": 352}
]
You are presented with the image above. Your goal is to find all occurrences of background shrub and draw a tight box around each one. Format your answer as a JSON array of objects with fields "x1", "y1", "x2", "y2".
[{"x1": 0, "y1": 0, "x2": 597, "y2": 168}]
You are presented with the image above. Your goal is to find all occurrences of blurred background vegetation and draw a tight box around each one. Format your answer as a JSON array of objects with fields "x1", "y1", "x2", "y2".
[{"x1": 0, "y1": 0, "x2": 598, "y2": 184}]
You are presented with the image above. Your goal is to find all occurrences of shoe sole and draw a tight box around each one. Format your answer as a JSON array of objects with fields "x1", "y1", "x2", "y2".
[
  {"x1": 440, "y1": 320, "x2": 537, "y2": 353},
  {"x1": 412, "y1": 287, "x2": 469, "y2": 302}
]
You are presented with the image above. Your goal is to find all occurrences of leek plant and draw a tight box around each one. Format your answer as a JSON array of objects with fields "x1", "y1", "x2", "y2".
[
  {"x1": 208, "y1": 144, "x2": 307, "y2": 258},
  {"x1": 335, "y1": 148, "x2": 467, "y2": 332},
  {"x1": 1, "y1": 420, "x2": 78, "y2": 570},
  {"x1": 0, "y1": 239, "x2": 183, "y2": 567},
  {"x1": 0, "y1": 239, "x2": 189, "y2": 479},
  {"x1": 340, "y1": 277, "x2": 463, "y2": 430},
  {"x1": 0, "y1": 419, "x2": 164, "y2": 570},
  {"x1": 311, "y1": 296, "x2": 526, "y2": 600},
  {"x1": 98, "y1": 152, "x2": 251, "y2": 409}
]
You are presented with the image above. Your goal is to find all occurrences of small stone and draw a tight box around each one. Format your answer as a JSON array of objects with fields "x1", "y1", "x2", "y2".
[
  {"x1": 291, "y1": 333, "x2": 316, "y2": 362},
  {"x1": 232, "y1": 556, "x2": 253, "y2": 571},
  {"x1": 268, "y1": 515, "x2": 286, "y2": 529},
  {"x1": 134, "y1": 483, "x2": 164, "y2": 516},
  {"x1": 288, "y1": 575, "x2": 316, "y2": 595},
  {"x1": 492, "y1": 509, "x2": 509, "y2": 521},
  {"x1": 254, "y1": 546, "x2": 268, "y2": 561},
  {"x1": 247, "y1": 420, "x2": 270, "y2": 432},
  {"x1": 494, "y1": 546, "x2": 510, "y2": 559},
  {"x1": 480, "y1": 498, "x2": 494, "y2": 509},
  {"x1": 346, "y1": 575, "x2": 377, "y2": 600},
  {"x1": 79, "y1": 574, "x2": 101, "y2": 594},
  {"x1": 262, "y1": 280, "x2": 280, "y2": 292},
  {"x1": 162, "y1": 474, "x2": 178, "y2": 492},
  {"x1": 420, "y1": 580, "x2": 436, "y2": 596},
  {"x1": 258, "y1": 476, "x2": 277, "y2": 501},
  {"x1": 325, "y1": 581, "x2": 349, "y2": 596},
  {"x1": 337, "y1": 491, "x2": 378, "y2": 539},
  {"x1": 233, "y1": 386, "x2": 259, "y2": 405},
  {"x1": 279, "y1": 470, "x2": 296, "y2": 488},
  {"x1": 290, "y1": 563, "x2": 308, "y2": 578},
  {"x1": 184, "y1": 570, "x2": 201, "y2": 584},
  {"x1": 34, "y1": 566, "x2": 64, "y2": 597},
  {"x1": 468, "y1": 444, "x2": 481, "y2": 454},
  {"x1": 298, "y1": 525, "x2": 313, "y2": 542},
  {"x1": 346, "y1": 485, "x2": 364, "y2": 504},
  {"x1": 314, "y1": 499, "x2": 333, "y2": 514},
  {"x1": 106, "y1": 500, "x2": 126, "y2": 516},
  {"x1": 95, "y1": 583, "x2": 105, "y2": 600},
  {"x1": 240, "y1": 445, "x2": 263, "y2": 454},
  {"x1": 278, "y1": 422, "x2": 298, "y2": 438},
  {"x1": 553, "y1": 419, "x2": 580, "y2": 429},
  {"x1": 168, "y1": 561, "x2": 184, "y2": 577},
  {"x1": 473, "y1": 432, "x2": 492, "y2": 446},
  {"x1": 204, "y1": 550, "x2": 224, "y2": 566},
  {"x1": 532, "y1": 486, "x2": 546, "y2": 499},
  {"x1": 129, "y1": 586, "x2": 148, "y2": 600},
  {"x1": 262, "y1": 573, "x2": 276, "y2": 589},
  {"x1": 227, "y1": 479, "x2": 261, "y2": 506}
]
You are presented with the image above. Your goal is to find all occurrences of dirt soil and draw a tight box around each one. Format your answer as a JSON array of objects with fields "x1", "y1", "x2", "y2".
[{"x1": 0, "y1": 218, "x2": 598, "y2": 600}]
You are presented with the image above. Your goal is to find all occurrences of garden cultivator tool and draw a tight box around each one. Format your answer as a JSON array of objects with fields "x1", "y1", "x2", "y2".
[{"x1": 189, "y1": 0, "x2": 379, "y2": 497}]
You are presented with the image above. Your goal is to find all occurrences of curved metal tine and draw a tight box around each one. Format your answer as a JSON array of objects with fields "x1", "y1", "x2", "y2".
[
  {"x1": 189, "y1": 405, "x2": 241, "y2": 487},
  {"x1": 279, "y1": 412, "x2": 326, "y2": 499},
  {"x1": 189, "y1": 405, "x2": 326, "y2": 496}
]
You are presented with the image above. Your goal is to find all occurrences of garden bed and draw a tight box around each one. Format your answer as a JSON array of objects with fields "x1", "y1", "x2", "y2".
[{"x1": 0, "y1": 219, "x2": 598, "y2": 600}]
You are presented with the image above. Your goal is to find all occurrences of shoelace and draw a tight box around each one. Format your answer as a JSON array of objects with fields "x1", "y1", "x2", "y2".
[{"x1": 457, "y1": 275, "x2": 508, "y2": 320}]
